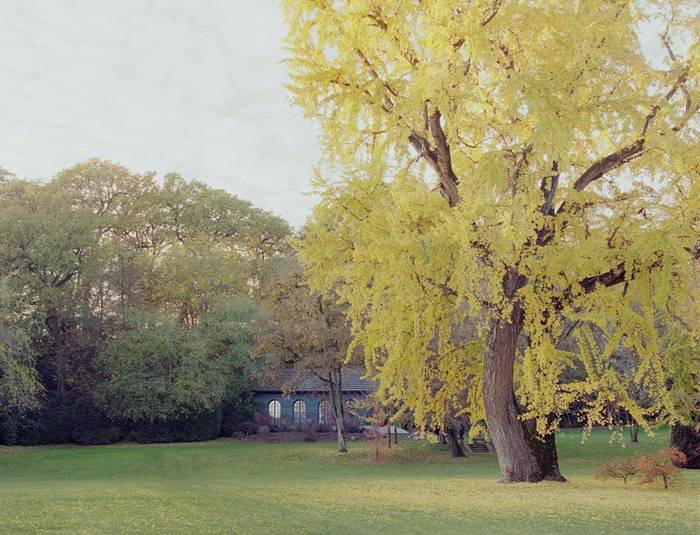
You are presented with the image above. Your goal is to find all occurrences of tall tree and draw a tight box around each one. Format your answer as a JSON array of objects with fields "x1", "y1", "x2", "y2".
[
  {"x1": 0, "y1": 280, "x2": 41, "y2": 417},
  {"x1": 284, "y1": 0, "x2": 699, "y2": 481},
  {"x1": 0, "y1": 159, "x2": 291, "y2": 439},
  {"x1": 97, "y1": 299, "x2": 258, "y2": 423},
  {"x1": 255, "y1": 258, "x2": 354, "y2": 452}
]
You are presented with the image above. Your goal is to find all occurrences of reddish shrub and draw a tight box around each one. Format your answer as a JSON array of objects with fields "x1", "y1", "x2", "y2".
[
  {"x1": 253, "y1": 412, "x2": 272, "y2": 427},
  {"x1": 302, "y1": 423, "x2": 317, "y2": 442},
  {"x1": 636, "y1": 448, "x2": 687, "y2": 490}
]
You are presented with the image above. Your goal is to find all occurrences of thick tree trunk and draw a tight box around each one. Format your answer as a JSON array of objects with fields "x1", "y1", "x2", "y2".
[
  {"x1": 483, "y1": 302, "x2": 542, "y2": 482},
  {"x1": 522, "y1": 419, "x2": 566, "y2": 481},
  {"x1": 670, "y1": 422, "x2": 700, "y2": 469},
  {"x1": 329, "y1": 369, "x2": 347, "y2": 453},
  {"x1": 444, "y1": 425, "x2": 466, "y2": 457}
]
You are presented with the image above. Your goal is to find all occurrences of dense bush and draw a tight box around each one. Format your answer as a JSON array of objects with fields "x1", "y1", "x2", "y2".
[
  {"x1": 127, "y1": 409, "x2": 222, "y2": 444},
  {"x1": 219, "y1": 390, "x2": 256, "y2": 436},
  {"x1": 0, "y1": 392, "x2": 115, "y2": 446},
  {"x1": 637, "y1": 448, "x2": 687, "y2": 489}
]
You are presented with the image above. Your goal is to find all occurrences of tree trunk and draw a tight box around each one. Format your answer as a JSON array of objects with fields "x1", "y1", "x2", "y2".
[
  {"x1": 629, "y1": 418, "x2": 639, "y2": 443},
  {"x1": 522, "y1": 419, "x2": 566, "y2": 481},
  {"x1": 444, "y1": 425, "x2": 466, "y2": 457},
  {"x1": 670, "y1": 422, "x2": 700, "y2": 469},
  {"x1": 329, "y1": 369, "x2": 347, "y2": 453},
  {"x1": 45, "y1": 311, "x2": 67, "y2": 398},
  {"x1": 483, "y1": 302, "x2": 542, "y2": 482}
]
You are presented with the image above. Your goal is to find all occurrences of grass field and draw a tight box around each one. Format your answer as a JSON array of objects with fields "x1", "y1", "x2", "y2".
[{"x1": 0, "y1": 428, "x2": 697, "y2": 534}]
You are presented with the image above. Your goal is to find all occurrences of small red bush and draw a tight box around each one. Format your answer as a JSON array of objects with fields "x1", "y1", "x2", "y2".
[{"x1": 636, "y1": 448, "x2": 687, "y2": 490}]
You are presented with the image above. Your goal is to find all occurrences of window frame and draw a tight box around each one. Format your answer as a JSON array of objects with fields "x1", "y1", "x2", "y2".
[
  {"x1": 268, "y1": 399, "x2": 281, "y2": 421},
  {"x1": 318, "y1": 399, "x2": 333, "y2": 425},
  {"x1": 292, "y1": 399, "x2": 306, "y2": 425}
]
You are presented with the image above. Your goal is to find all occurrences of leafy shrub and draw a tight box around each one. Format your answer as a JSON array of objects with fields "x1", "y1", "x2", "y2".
[
  {"x1": 253, "y1": 412, "x2": 272, "y2": 427},
  {"x1": 303, "y1": 423, "x2": 317, "y2": 442},
  {"x1": 595, "y1": 457, "x2": 639, "y2": 484},
  {"x1": 235, "y1": 420, "x2": 259, "y2": 436},
  {"x1": 220, "y1": 390, "x2": 256, "y2": 436},
  {"x1": 128, "y1": 409, "x2": 222, "y2": 443},
  {"x1": 67, "y1": 392, "x2": 114, "y2": 445},
  {"x1": 636, "y1": 448, "x2": 687, "y2": 489},
  {"x1": 0, "y1": 392, "x2": 115, "y2": 446}
]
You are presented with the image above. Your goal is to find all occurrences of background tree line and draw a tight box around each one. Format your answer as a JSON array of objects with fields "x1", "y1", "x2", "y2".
[{"x1": 0, "y1": 159, "x2": 290, "y2": 445}]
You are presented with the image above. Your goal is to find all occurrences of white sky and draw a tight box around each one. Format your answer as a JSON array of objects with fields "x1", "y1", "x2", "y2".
[
  {"x1": 0, "y1": 2, "x2": 677, "y2": 229},
  {"x1": 0, "y1": 0, "x2": 319, "y2": 228}
]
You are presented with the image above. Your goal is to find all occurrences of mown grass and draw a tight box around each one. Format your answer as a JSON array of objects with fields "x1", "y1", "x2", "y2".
[{"x1": 0, "y1": 428, "x2": 697, "y2": 534}]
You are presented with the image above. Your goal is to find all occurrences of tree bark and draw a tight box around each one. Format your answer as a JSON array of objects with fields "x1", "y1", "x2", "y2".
[
  {"x1": 629, "y1": 419, "x2": 639, "y2": 443},
  {"x1": 522, "y1": 419, "x2": 566, "y2": 481},
  {"x1": 329, "y1": 368, "x2": 348, "y2": 453},
  {"x1": 45, "y1": 310, "x2": 67, "y2": 398},
  {"x1": 483, "y1": 301, "x2": 543, "y2": 482},
  {"x1": 444, "y1": 425, "x2": 466, "y2": 457},
  {"x1": 670, "y1": 422, "x2": 700, "y2": 469}
]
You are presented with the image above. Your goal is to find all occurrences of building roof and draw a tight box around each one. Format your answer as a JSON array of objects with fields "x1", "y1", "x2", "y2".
[{"x1": 255, "y1": 367, "x2": 376, "y2": 393}]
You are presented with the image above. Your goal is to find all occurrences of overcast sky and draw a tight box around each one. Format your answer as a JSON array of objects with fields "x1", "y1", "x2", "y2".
[
  {"x1": 0, "y1": 2, "x2": 676, "y2": 229},
  {"x1": 0, "y1": 0, "x2": 319, "y2": 228}
]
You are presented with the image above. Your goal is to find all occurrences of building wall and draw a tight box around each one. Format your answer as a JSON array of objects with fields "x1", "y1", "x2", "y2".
[{"x1": 254, "y1": 391, "x2": 369, "y2": 428}]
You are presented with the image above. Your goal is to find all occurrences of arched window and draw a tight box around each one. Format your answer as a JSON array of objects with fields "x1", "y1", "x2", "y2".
[
  {"x1": 268, "y1": 400, "x2": 281, "y2": 421},
  {"x1": 318, "y1": 400, "x2": 333, "y2": 425},
  {"x1": 293, "y1": 400, "x2": 306, "y2": 425}
]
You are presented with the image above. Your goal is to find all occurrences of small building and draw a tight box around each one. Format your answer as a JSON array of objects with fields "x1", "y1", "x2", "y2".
[{"x1": 254, "y1": 368, "x2": 375, "y2": 430}]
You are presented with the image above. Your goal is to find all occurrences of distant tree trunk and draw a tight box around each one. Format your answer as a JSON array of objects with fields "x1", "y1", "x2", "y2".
[
  {"x1": 483, "y1": 299, "x2": 542, "y2": 482},
  {"x1": 629, "y1": 418, "x2": 639, "y2": 443},
  {"x1": 444, "y1": 425, "x2": 466, "y2": 457},
  {"x1": 670, "y1": 422, "x2": 700, "y2": 469},
  {"x1": 329, "y1": 368, "x2": 347, "y2": 453},
  {"x1": 45, "y1": 310, "x2": 67, "y2": 398}
]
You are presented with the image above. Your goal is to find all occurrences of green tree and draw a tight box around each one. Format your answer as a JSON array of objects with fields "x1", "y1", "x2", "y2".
[
  {"x1": 97, "y1": 299, "x2": 257, "y2": 423},
  {"x1": 0, "y1": 159, "x2": 291, "y2": 443},
  {"x1": 0, "y1": 281, "x2": 41, "y2": 417}
]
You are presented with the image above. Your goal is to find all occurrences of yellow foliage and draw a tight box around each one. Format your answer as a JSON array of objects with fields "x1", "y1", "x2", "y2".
[{"x1": 285, "y1": 1, "x2": 700, "y2": 434}]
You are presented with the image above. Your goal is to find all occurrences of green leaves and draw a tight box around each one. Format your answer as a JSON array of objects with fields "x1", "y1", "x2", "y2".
[{"x1": 98, "y1": 300, "x2": 258, "y2": 422}]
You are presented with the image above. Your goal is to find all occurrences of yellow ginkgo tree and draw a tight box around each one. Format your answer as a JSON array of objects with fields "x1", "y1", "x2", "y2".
[{"x1": 283, "y1": 0, "x2": 699, "y2": 482}]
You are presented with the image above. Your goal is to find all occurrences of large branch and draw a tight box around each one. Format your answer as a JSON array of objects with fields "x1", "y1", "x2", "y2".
[
  {"x1": 564, "y1": 239, "x2": 699, "y2": 308},
  {"x1": 408, "y1": 109, "x2": 461, "y2": 206},
  {"x1": 578, "y1": 262, "x2": 626, "y2": 293},
  {"x1": 572, "y1": 70, "x2": 689, "y2": 193},
  {"x1": 572, "y1": 139, "x2": 644, "y2": 192}
]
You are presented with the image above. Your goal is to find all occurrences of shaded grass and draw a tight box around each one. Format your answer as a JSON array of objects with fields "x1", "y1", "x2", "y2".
[{"x1": 0, "y1": 428, "x2": 697, "y2": 534}]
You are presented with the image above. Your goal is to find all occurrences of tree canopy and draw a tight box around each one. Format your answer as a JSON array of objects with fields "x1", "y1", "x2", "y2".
[
  {"x1": 284, "y1": 0, "x2": 699, "y2": 481},
  {"x1": 0, "y1": 159, "x2": 290, "y2": 443}
]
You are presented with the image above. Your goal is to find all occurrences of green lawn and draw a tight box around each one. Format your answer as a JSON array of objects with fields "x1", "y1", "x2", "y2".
[{"x1": 0, "y1": 429, "x2": 697, "y2": 535}]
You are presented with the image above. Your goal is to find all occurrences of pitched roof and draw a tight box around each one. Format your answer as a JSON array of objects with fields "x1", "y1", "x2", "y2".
[{"x1": 255, "y1": 367, "x2": 376, "y2": 393}]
